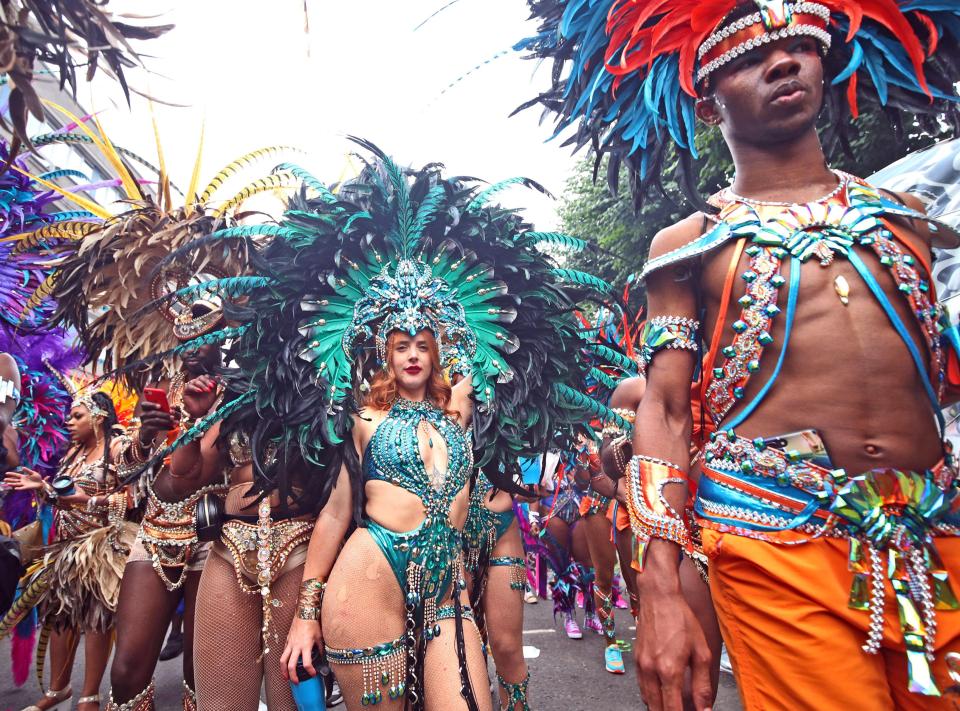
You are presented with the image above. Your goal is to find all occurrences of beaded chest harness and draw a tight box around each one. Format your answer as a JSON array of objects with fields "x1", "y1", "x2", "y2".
[{"x1": 698, "y1": 175, "x2": 946, "y2": 431}]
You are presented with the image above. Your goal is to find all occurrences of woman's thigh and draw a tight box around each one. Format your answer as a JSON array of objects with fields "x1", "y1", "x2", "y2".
[
  {"x1": 323, "y1": 529, "x2": 407, "y2": 711},
  {"x1": 423, "y1": 610, "x2": 492, "y2": 711}
]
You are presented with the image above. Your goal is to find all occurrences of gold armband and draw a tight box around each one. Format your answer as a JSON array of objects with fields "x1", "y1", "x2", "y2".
[
  {"x1": 624, "y1": 454, "x2": 693, "y2": 570},
  {"x1": 296, "y1": 578, "x2": 326, "y2": 620}
]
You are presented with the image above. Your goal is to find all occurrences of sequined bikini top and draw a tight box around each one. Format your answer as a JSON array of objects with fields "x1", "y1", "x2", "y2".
[
  {"x1": 642, "y1": 174, "x2": 955, "y2": 434},
  {"x1": 363, "y1": 398, "x2": 473, "y2": 516}
]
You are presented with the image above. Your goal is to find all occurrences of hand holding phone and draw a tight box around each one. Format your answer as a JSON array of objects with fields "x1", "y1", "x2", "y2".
[{"x1": 142, "y1": 388, "x2": 171, "y2": 414}]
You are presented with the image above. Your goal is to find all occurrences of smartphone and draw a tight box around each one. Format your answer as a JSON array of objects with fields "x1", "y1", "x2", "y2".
[
  {"x1": 142, "y1": 387, "x2": 171, "y2": 414},
  {"x1": 761, "y1": 428, "x2": 832, "y2": 469}
]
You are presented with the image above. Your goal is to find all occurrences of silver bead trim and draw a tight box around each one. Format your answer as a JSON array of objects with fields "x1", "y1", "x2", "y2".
[
  {"x1": 696, "y1": 25, "x2": 832, "y2": 84},
  {"x1": 697, "y1": 2, "x2": 831, "y2": 60}
]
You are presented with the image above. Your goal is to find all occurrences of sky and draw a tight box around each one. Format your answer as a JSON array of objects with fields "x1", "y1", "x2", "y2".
[{"x1": 68, "y1": 0, "x2": 579, "y2": 229}]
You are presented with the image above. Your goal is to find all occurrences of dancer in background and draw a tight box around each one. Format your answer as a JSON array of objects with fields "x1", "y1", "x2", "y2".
[
  {"x1": 5, "y1": 389, "x2": 132, "y2": 711},
  {"x1": 464, "y1": 471, "x2": 533, "y2": 709}
]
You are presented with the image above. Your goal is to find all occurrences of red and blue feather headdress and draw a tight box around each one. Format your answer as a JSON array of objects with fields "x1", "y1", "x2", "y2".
[{"x1": 518, "y1": 0, "x2": 960, "y2": 208}]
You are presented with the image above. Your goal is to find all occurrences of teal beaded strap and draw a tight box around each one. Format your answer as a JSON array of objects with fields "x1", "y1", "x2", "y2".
[
  {"x1": 325, "y1": 635, "x2": 407, "y2": 706},
  {"x1": 489, "y1": 556, "x2": 527, "y2": 590},
  {"x1": 497, "y1": 670, "x2": 532, "y2": 711}
]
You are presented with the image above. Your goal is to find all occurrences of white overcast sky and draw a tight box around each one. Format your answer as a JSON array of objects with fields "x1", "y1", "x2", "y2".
[{"x1": 71, "y1": 0, "x2": 577, "y2": 228}]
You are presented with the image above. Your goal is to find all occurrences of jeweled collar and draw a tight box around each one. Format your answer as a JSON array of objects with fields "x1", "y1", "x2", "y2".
[
  {"x1": 390, "y1": 397, "x2": 441, "y2": 416},
  {"x1": 639, "y1": 175, "x2": 955, "y2": 281}
]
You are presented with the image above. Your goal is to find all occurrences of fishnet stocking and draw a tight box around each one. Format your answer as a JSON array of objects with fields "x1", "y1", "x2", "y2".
[
  {"x1": 484, "y1": 523, "x2": 528, "y2": 710},
  {"x1": 194, "y1": 549, "x2": 303, "y2": 711},
  {"x1": 323, "y1": 530, "x2": 406, "y2": 711},
  {"x1": 423, "y1": 609, "x2": 491, "y2": 711}
]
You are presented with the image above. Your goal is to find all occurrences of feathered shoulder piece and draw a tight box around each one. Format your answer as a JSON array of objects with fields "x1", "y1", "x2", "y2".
[
  {"x1": 0, "y1": 327, "x2": 79, "y2": 481},
  {"x1": 517, "y1": 0, "x2": 960, "y2": 208},
  {"x1": 8, "y1": 105, "x2": 303, "y2": 390},
  {"x1": 160, "y1": 138, "x2": 613, "y2": 507}
]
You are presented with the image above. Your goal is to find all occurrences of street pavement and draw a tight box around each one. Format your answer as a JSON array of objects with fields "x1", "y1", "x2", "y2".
[{"x1": 1, "y1": 598, "x2": 742, "y2": 709}]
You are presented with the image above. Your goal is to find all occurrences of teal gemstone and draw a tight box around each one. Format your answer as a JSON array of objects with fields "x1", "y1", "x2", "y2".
[
  {"x1": 362, "y1": 693, "x2": 370, "y2": 706},
  {"x1": 709, "y1": 432, "x2": 718, "y2": 443},
  {"x1": 903, "y1": 255, "x2": 915, "y2": 265},
  {"x1": 713, "y1": 367, "x2": 724, "y2": 379},
  {"x1": 722, "y1": 346, "x2": 736, "y2": 358},
  {"x1": 764, "y1": 305, "x2": 781, "y2": 317},
  {"x1": 733, "y1": 320, "x2": 748, "y2": 333},
  {"x1": 880, "y1": 255, "x2": 894, "y2": 266},
  {"x1": 741, "y1": 270, "x2": 758, "y2": 283},
  {"x1": 747, "y1": 359, "x2": 760, "y2": 372},
  {"x1": 704, "y1": 451, "x2": 715, "y2": 463},
  {"x1": 733, "y1": 387, "x2": 745, "y2": 399},
  {"x1": 898, "y1": 283, "x2": 913, "y2": 294},
  {"x1": 770, "y1": 274, "x2": 786, "y2": 287},
  {"x1": 919, "y1": 281, "x2": 929, "y2": 293},
  {"x1": 753, "y1": 437, "x2": 766, "y2": 451},
  {"x1": 776, "y1": 472, "x2": 791, "y2": 486},
  {"x1": 745, "y1": 245, "x2": 762, "y2": 256},
  {"x1": 758, "y1": 331, "x2": 774, "y2": 345},
  {"x1": 772, "y1": 248, "x2": 787, "y2": 258},
  {"x1": 859, "y1": 236, "x2": 875, "y2": 245},
  {"x1": 738, "y1": 295, "x2": 754, "y2": 307},
  {"x1": 726, "y1": 429, "x2": 736, "y2": 441},
  {"x1": 740, "y1": 461, "x2": 754, "y2": 474},
  {"x1": 381, "y1": 670, "x2": 390, "y2": 685},
  {"x1": 389, "y1": 687, "x2": 400, "y2": 700},
  {"x1": 374, "y1": 690, "x2": 383, "y2": 703},
  {"x1": 433, "y1": 624, "x2": 441, "y2": 636}
]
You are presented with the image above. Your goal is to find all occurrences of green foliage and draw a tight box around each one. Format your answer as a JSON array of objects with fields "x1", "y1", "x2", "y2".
[{"x1": 559, "y1": 113, "x2": 951, "y2": 293}]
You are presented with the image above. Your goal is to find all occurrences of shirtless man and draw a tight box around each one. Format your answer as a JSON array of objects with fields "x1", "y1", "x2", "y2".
[{"x1": 626, "y1": 15, "x2": 960, "y2": 711}]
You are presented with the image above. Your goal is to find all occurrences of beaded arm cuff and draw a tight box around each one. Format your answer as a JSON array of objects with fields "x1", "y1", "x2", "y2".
[
  {"x1": 0, "y1": 376, "x2": 20, "y2": 405},
  {"x1": 638, "y1": 316, "x2": 700, "y2": 376},
  {"x1": 624, "y1": 454, "x2": 693, "y2": 571},
  {"x1": 297, "y1": 578, "x2": 326, "y2": 620}
]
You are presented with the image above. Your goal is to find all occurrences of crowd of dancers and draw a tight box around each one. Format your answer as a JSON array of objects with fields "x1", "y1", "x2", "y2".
[{"x1": 3, "y1": 2, "x2": 960, "y2": 711}]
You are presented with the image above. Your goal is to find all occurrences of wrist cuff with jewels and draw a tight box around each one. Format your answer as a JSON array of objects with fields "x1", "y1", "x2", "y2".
[
  {"x1": 625, "y1": 454, "x2": 693, "y2": 570},
  {"x1": 297, "y1": 578, "x2": 326, "y2": 620}
]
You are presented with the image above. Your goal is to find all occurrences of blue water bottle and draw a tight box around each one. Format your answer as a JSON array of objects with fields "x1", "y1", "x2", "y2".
[{"x1": 289, "y1": 647, "x2": 326, "y2": 711}]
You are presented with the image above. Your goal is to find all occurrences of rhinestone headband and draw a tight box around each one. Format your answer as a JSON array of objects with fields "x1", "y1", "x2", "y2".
[
  {"x1": 696, "y1": 2, "x2": 831, "y2": 85},
  {"x1": 72, "y1": 391, "x2": 108, "y2": 420}
]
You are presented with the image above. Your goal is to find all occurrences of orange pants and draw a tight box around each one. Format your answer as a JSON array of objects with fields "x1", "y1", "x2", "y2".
[{"x1": 702, "y1": 529, "x2": 960, "y2": 710}]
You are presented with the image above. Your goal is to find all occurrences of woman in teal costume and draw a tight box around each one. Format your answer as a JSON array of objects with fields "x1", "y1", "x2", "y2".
[
  {"x1": 151, "y1": 140, "x2": 612, "y2": 710},
  {"x1": 283, "y1": 327, "x2": 488, "y2": 711}
]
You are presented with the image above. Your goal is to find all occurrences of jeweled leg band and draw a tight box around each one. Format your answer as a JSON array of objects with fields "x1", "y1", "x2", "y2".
[
  {"x1": 497, "y1": 670, "x2": 531, "y2": 711},
  {"x1": 326, "y1": 635, "x2": 407, "y2": 705},
  {"x1": 106, "y1": 680, "x2": 155, "y2": 711},
  {"x1": 490, "y1": 556, "x2": 527, "y2": 590}
]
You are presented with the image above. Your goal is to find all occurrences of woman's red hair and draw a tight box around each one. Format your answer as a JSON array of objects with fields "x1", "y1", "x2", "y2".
[{"x1": 364, "y1": 330, "x2": 458, "y2": 418}]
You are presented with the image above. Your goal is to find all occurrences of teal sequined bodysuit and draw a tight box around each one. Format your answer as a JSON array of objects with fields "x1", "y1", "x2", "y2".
[{"x1": 326, "y1": 398, "x2": 475, "y2": 707}]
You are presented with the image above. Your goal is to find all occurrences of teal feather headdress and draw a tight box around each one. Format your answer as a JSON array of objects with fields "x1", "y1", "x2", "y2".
[{"x1": 153, "y1": 138, "x2": 612, "y2": 506}]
